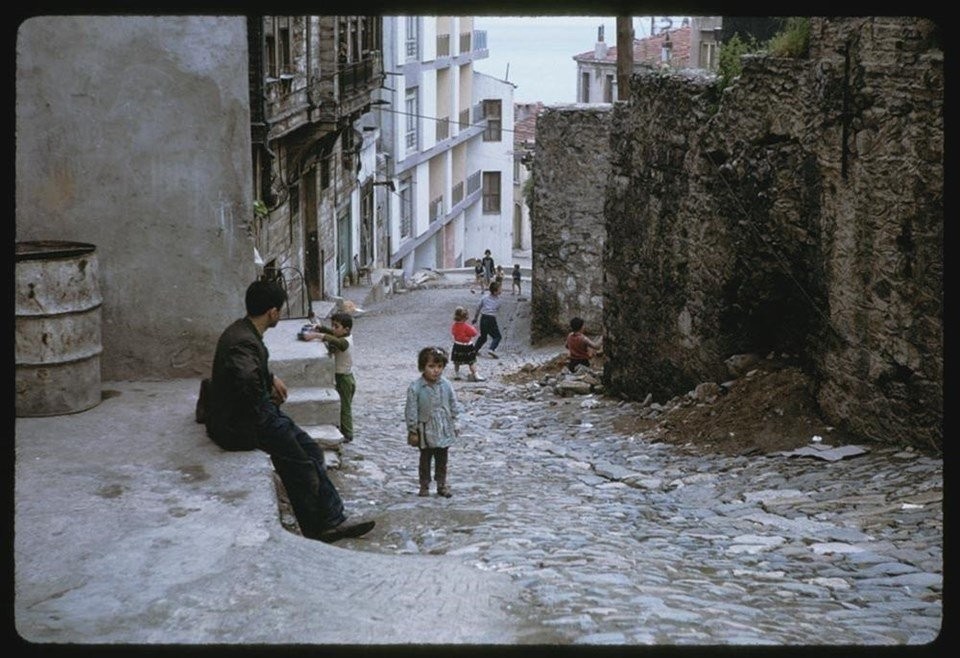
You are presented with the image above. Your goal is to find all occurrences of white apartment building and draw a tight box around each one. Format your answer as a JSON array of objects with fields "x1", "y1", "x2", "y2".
[
  {"x1": 573, "y1": 18, "x2": 722, "y2": 104},
  {"x1": 512, "y1": 102, "x2": 541, "y2": 254},
  {"x1": 374, "y1": 16, "x2": 515, "y2": 276}
]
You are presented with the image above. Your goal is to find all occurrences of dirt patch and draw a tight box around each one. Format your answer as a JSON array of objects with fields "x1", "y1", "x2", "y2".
[
  {"x1": 502, "y1": 352, "x2": 569, "y2": 383},
  {"x1": 505, "y1": 355, "x2": 855, "y2": 457},
  {"x1": 613, "y1": 365, "x2": 853, "y2": 456}
]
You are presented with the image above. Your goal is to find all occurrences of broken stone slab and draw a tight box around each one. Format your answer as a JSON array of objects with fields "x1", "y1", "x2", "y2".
[
  {"x1": 775, "y1": 444, "x2": 868, "y2": 461},
  {"x1": 555, "y1": 380, "x2": 593, "y2": 396},
  {"x1": 742, "y1": 488, "x2": 812, "y2": 506},
  {"x1": 725, "y1": 352, "x2": 761, "y2": 378},
  {"x1": 308, "y1": 300, "x2": 337, "y2": 320},
  {"x1": 810, "y1": 542, "x2": 867, "y2": 555},
  {"x1": 407, "y1": 269, "x2": 444, "y2": 287},
  {"x1": 741, "y1": 511, "x2": 871, "y2": 542},
  {"x1": 324, "y1": 450, "x2": 340, "y2": 469},
  {"x1": 591, "y1": 460, "x2": 640, "y2": 481},
  {"x1": 621, "y1": 475, "x2": 663, "y2": 490},
  {"x1": 691, "y1": 381, "x2": 721, "y2": 402},
  {"x1": 726, "y1": 534, "x2": 787, "y2": 554}
]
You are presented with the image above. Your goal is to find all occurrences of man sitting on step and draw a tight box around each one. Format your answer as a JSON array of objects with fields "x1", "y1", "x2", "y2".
[{"x1": 203, "y1": 279, "x2": 374, "y2": 543}]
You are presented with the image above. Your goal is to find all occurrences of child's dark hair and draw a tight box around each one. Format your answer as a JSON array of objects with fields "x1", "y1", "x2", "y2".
[
  {"x1": 570, "y1": 317, "x2": 585, "y2": 332},
  {"x1": 417, "y1": 346, "x2": 448, "y2": 371},
  {"x1": 489, "y1": 281, "x2": 501, "y2": 294},
  {"x1": 454, "y1": 306, "x2": 469, "y2": 322},
  {"x1": 330, "y1": 311, "x2": 353, "y2": 331}
]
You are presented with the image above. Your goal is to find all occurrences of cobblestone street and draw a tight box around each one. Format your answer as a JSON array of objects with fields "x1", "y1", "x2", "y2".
[{"x1": 323, "y1": 276, "x2": 943, "y2": 646}]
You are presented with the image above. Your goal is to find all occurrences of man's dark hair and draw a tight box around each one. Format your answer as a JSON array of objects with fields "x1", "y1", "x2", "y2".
[
  {"x1": 570, "y1": 317, "x2": 585, "y2": 332},
  {"x1": 245, "y1": 280, "x2": 287, "y2": 316},
  {"x1": 330, "y1": 311, "x2": 353, "y2": 331}
]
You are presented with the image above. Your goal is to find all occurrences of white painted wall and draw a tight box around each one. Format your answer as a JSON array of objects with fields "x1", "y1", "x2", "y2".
[{"x1": 467, "y1": 71, "x2": 516, "y2": 270}]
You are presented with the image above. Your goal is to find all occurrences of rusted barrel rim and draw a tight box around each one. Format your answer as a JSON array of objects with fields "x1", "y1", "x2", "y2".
[{"x1": 16, "y1": 240, "x2": 97, "y2": 261}]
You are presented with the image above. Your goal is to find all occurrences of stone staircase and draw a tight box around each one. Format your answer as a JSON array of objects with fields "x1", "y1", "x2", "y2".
[{"x1": 263, "y1": 318, "x2": 344, "y2": 467}]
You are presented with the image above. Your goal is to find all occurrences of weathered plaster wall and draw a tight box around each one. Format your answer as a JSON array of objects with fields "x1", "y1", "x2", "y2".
[
  {"x1": 16, "y1": 16, "x2": 254, "y2": 379},
  {"x1": 531, "y1": 105, "x2": 613, "y2": 340},
  {"x1": 600, "y1": 16, "x2": 942, "y2": 450}
]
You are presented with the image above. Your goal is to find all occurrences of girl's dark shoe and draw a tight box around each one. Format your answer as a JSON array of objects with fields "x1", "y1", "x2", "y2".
[
  {"x1": 418, "y1": 484, "x2": 430, "y2": 497},
  {"x1": 437, "y1": 485, "x2": 452, "y2": 498}
]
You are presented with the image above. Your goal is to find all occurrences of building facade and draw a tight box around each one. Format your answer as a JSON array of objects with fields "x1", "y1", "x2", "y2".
[
  {"x1": 573, "y1": 18, "x2": 722, "y2": 103},
  {"x1": 250, "y1": 16, "x2": 383, "y2": 314},
  {"x1": 376, "y1": 16, "x2": 515, "y2": 276},
  {"x1": 512, "y1": 101, "x2": 542, "y2": 253}
]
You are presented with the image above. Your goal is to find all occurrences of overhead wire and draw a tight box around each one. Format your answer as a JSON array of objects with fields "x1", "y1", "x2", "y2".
[{"x1": 373, "y1": 105, "x2": 522, "y2": 135}]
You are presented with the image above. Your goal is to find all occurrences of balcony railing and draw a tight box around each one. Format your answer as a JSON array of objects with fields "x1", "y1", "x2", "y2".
[
  {"x1": 459, "y1": 31, "x2": 471, "y2": 54},
  {"x1": 473, "y1": 30, "x2": 487, "y2": 51},
  {"x1": 459, "y1": 108, "x2": 470, "y2": 129},
  {"x1": 437, "y1": 34, "x2": 450, "y2": 58},
  {"x1": 466, "y1": 170, "x2": 481, "y2": 195},
  {"x1": 452, "y1": 181, "x2": 464, "y2": 206},
  {"x1": 338, "y1": 57, "x2": 378, "y2": 95},
  {"x1": 436, "y1": 116, "x2": 450, "y2": 141},
  {"x1": 430, "y1": 195, "x2": 444, "y2": 222}
]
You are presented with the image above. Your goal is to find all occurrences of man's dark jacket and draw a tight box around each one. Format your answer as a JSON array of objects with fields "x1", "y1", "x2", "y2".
[{"x1": 205, "y1": 317, "x2": 273, "y2": 451}]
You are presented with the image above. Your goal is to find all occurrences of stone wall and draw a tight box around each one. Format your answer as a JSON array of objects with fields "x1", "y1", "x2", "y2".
[
  {"x1": 531, "y1": 105, "x2": 613, "y2": 340},
  {"x1": 806, "y1": 17, "x2": 943, "y2": 451},
  {"x1": 600, "y1": 17, "x2": 942, "y2": 451},
  {"x1": 532, "y1": 18, "x2": 942, "y2": 451}
]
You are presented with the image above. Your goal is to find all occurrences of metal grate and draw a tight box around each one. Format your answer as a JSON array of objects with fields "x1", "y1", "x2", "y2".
[{"x1": 262, "y1": 266, "x2": 311, "y2": 320}]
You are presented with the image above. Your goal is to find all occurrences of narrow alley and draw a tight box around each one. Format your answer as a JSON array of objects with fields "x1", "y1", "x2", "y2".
[{"x1": 328, "y1": 273, "x2": 942, "y2": 645}]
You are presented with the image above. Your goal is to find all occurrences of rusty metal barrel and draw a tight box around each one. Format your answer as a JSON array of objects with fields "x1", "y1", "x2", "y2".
[{"x1": 16, "y1": 241, "x2": 103, "y2": 416}]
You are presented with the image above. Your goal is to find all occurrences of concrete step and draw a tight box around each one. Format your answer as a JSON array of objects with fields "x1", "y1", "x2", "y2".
[
  {"x1": 323, "y1": 449, "x2": 340, "y2": 470},
  {"x1": 263, "y1": 320, "x2": 336, "y2": 388},
  {"x1": 270, "y1": 354, "x2": 335, "y2": 389},
  {"x1": 301, "y1": 424, "x2": 346, "y2": 450},
  {"x1": 281, "y1": 387, "x2": 341, "y2": 427}
]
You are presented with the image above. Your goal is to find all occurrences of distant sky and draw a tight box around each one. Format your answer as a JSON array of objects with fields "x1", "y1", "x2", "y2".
[{"x1": 474, "y1": 15, "x2": 684, "y2": 104}]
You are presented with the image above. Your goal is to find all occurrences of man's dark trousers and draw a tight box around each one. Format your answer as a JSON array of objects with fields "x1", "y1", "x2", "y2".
[{"x1": 257, "y1": 400, "x2": 346, "y2": 539}]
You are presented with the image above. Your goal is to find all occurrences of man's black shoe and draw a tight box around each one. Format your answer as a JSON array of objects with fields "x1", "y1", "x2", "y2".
[{"x1": 317, "y1": 518, "x2": 375, "y2": 543}]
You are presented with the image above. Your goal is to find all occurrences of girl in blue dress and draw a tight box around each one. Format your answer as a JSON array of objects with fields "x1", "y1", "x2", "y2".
[{"x1": 405, "y1": 346, "x2": 461, "y2": 497}]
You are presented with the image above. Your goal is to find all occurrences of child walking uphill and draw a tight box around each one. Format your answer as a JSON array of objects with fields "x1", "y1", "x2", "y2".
[
  {"x1": 473, "y1": 257, "x2": 485, "y2": 293},
  {"x1": 450, "y1": 306, "x2": 485, "y2": 382},
  {"x1": 481, "y1": 249, "x2": 495, "y2": 288},
  {"x1": 406, "y1": 347, "x2": 461, "y2": 497},
  {"x1": 303, "y1": 312, "x2": 356, "y2": 443},
  {"x1": 473, "y1": 280, "x2": 504, "y2": 358}
]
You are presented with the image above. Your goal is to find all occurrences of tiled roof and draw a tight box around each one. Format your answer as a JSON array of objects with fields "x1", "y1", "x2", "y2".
[
  {"x1": 574, "y1": 24, "x2": 692, "y2": 68},
  {"x1": 513, "y1": 101, "x2": 543, "y2": 148}
]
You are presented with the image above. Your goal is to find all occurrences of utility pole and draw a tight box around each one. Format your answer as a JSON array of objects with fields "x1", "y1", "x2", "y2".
[{"x1": 616, "y1": 16, "x2": 633, "y2": 101}]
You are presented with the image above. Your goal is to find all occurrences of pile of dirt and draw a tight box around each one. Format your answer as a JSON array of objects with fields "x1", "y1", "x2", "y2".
[
  {"x1": 612, "y1": 365, "x2": 852, "y2": 456},
  {"x1": 506, "y1": 355, "x2": 853, "y2": 457},
  {"x1": 502, "y1": 352, "x2": 569, "y2": 384}
]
